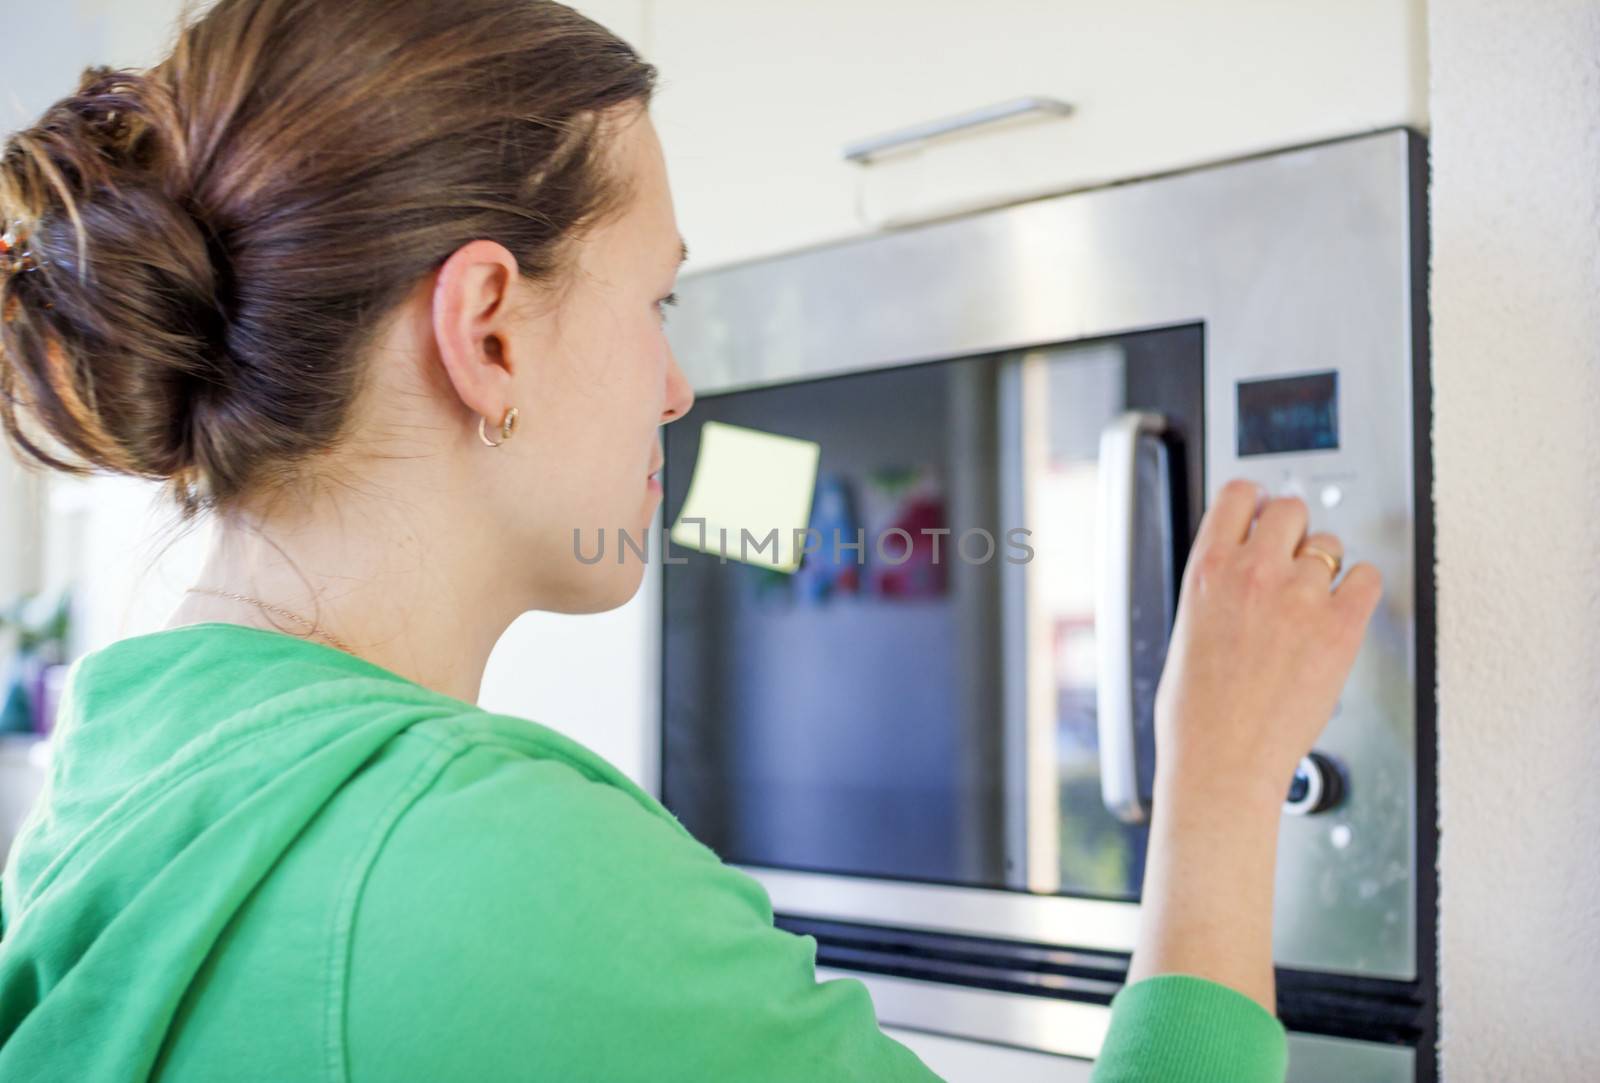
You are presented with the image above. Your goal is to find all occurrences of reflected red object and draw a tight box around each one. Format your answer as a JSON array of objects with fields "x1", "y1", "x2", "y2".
[{"x1": 871, "y1": 495, "x2": 948, "y2": 597}]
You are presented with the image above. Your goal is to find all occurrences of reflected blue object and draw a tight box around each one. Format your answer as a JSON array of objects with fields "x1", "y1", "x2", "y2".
[{"x1": 793, "y1": 472, "x2": 860, "y2": 604}]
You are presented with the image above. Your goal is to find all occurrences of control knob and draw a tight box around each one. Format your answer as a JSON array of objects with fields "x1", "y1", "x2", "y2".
[{"x1": 1284, "y1": 752, "x2": 1344, "y2": 816}]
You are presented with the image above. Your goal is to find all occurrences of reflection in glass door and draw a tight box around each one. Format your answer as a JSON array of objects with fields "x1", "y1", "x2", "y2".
[
  {"x1": 661, "y1": 324, "x2": 1203, "y2": 905},
  {"x1": 1003, "y1": 335, "x2": 1198, "y2": 900}
]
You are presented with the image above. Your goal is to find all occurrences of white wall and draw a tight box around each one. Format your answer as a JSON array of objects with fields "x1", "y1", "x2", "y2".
[
  {"x1": 0, "y1": 454, "x2": 41, "y2": 610},
  {"x1": 1429, "y1": 3, "x2": 1600, "y2": 1078}
]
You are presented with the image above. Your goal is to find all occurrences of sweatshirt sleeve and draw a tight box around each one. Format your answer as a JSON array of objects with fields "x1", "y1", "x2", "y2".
[
  {"x1": 343, "y1": 742, "x2": 944, "y2": 1083},
  {"x1": 1090, "y1": 974, "x2": 1288, "y2": 1083}
]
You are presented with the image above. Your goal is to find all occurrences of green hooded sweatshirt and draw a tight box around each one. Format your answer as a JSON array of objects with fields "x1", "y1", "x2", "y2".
[{"x1": 0, "y1": 622, "x2": 1284, "y2": 1081}]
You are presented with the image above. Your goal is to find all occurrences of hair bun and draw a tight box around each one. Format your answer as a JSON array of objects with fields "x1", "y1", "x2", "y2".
[{"x1": 1, "y1": 63, "x2": 238, "y2": 494}]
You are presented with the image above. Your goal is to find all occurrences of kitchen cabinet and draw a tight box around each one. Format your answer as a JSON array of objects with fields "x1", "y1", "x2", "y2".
[{"x1": 643, "y1": 0, "x2": 1428, "y2": 268}]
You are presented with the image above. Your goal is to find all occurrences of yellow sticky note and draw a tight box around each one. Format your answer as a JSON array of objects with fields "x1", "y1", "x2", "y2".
[{"x1": 669, "y1": 421, "x2": 821, "y2": 572}]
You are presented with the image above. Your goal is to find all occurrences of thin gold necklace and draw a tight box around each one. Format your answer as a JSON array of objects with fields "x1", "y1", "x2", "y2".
[{"x1": 183, "y1": 586, "x2": 355, "y2": 656}]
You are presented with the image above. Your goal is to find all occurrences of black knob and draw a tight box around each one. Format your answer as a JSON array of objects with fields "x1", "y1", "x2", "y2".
[{"x1": 1283, "y1": 752, "x2": 1344, "y2": 816}]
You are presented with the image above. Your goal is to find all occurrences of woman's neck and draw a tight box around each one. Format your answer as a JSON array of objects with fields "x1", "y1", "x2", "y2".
[{"x1": 164, "y1": 489, "x2": 515, "y2": 705}]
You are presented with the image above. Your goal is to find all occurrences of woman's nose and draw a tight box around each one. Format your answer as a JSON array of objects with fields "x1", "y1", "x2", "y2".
[{"x1": 662, "y1": 352, "x2": 695, "y2": 422}]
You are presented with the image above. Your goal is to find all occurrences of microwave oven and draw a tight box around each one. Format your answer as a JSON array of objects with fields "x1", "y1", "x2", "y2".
[{"x1": 659, "y1": 128, "x2": 1434, "y2": 1082}]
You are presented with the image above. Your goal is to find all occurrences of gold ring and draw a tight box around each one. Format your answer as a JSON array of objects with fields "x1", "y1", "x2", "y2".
[{"x1": 1298, "y1": 543, "x2": 1342, "y2": 577}]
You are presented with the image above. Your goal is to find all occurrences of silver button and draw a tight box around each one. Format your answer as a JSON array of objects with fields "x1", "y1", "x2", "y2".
[{"x1": 1320, "y1": 484, "x2": 1343, "y2": 509}]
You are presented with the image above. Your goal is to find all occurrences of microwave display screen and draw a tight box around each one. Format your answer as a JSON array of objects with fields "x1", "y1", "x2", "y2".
[{"x1": 1236, "y1": 370, "x2": 1339, "y2": 456}]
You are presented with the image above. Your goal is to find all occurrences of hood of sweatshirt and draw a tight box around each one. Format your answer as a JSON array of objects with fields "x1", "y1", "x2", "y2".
[{"x1": 0, "y1": 622, "x2": 486, "y2": 1080}]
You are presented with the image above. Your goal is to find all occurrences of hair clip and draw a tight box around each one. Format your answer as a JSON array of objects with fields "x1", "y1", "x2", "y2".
[{"x1": 0, "y1": 232, "x2": 40, "y2": 275}]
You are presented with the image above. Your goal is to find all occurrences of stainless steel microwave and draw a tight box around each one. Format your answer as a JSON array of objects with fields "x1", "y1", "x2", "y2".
[{"x1": 659, "y1": 128, "x2": 1434, "y2": 1082}]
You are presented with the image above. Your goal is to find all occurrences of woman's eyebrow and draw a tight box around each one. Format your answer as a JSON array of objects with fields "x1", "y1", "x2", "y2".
[{"x1": 677, "y1": 239, "x2": 690, "y2": 266}]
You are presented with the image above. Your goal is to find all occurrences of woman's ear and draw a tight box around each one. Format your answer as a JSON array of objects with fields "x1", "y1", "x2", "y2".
[{"x1": 430, "y1": 239, "x2": 525, "y2": 421}]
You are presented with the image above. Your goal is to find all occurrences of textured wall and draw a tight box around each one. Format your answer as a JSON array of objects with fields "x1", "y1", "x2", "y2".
[{"x1": 1431, "y1": 3, "x2": 1600, "y2": 1078}]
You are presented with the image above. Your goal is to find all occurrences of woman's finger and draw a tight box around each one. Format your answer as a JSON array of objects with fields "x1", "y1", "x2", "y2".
[
  {"x1": 1331, "y1": 560, "x2": 1384, "y2": 628},
  {"x1": 1248, "y1": 493, "x2": 1310, "y2": 558},
  {"x1": 1293, "y1": 531, "x2": 1344, "y2": 585},
  {"x1": 1192, "y1": 478, "x2": 1263, "y2": 552}
]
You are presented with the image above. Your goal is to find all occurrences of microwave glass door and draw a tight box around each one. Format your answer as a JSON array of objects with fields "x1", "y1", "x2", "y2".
[{"x1": 662, "y1": 323, "x2": 1204, "y2": 904}]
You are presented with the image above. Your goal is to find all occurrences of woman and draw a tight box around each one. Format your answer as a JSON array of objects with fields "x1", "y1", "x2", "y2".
[{"x1": 0, "y1": 1, "x2": 1381, "y2": 1079}]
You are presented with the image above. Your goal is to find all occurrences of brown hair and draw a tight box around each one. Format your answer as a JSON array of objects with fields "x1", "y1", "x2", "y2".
[{"x1": 0, "y1": 0, "x2": 656, "y2": 520}]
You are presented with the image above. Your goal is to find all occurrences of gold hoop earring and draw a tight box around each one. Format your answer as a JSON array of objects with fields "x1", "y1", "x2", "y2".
[{"x1": 479, "y1": 406, "x2": 519, "y2": 447}]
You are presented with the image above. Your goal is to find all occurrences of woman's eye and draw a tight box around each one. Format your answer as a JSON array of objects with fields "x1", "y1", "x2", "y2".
[{"x1": 655, "y1": 291, "x2": 679, "y2": 325}]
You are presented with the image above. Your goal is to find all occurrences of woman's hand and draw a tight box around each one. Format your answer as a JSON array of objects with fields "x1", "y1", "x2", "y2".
[
  {"x1": 1124, "y1": 478, "x2": 1384, "y2": 1012},
  {"x1": 1155, "y1": 478, "x2": 1384, "y2": 812}
]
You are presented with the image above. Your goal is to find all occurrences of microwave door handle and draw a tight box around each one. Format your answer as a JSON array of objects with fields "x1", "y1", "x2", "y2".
[{"x1": 1096, "y1": 411, "x2": 1169, "y2": 825}]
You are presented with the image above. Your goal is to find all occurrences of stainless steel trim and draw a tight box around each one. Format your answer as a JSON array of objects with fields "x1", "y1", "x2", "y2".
[
  {"x1": 819, "y1": 966, "x2": 1109, "y2": 1060},
  {"x1": 670, "y1": 129, "x2": 1422, "y2": 981},
  {"x1": 743, "y1": 865, "x2": 1141, "y2": 953},
  {"x1": 1284, "y1": 1031, "x2": 1416, "y2": 1083},
  {"x1": 997, "y1": 360, "x2": 1032, "y2": 892},
  {"x1": 842, "y1": 96, "x2": 1075, "y2": 164},
  {"x1": 1095, "y1": 411, "x2": 1168, "y2": 825},
  {"x1": 1019, "y1": 353, "x2": 1061, "y2": 892},
  {"x1": 832, "y1": 968, "x2": 1416, "y2": 1080}
]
